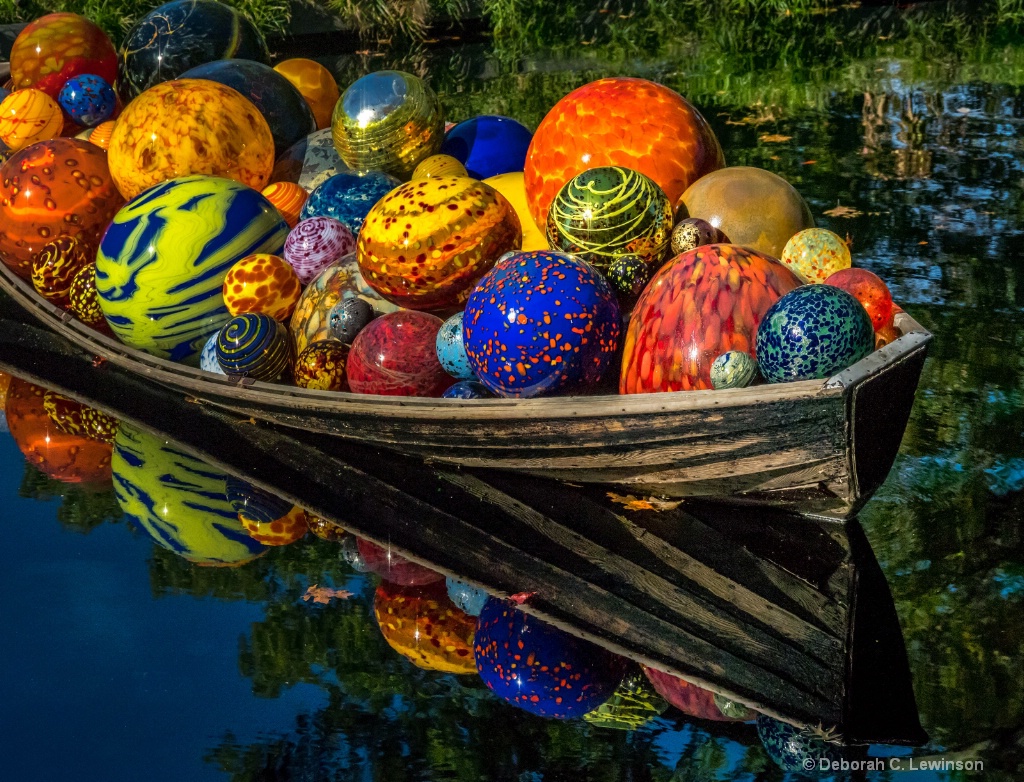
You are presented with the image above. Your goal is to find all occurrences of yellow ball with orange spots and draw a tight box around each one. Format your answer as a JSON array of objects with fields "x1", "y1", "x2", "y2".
[
  {"x1": 780, "y1": 228, "x2": 851, "y2": 284},
  {"x1": 241, "y1": 505, "x2": 309, "y2": 546},
  {"x1": 223, "y1": 254, "x2": 302, "y2": 322}
]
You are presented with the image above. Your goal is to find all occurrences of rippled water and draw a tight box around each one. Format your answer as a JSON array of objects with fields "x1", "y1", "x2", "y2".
[{"x1": 2, "y1": 13, "x2": 1023, "y2": 782}]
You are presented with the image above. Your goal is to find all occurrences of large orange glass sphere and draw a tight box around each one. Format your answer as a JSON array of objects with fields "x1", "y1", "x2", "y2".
[
  {"x1": 524, "y1": 77, "x2": 724, "y2": 231},
  {"x1": 273, "y1": 58, "x2": 340, "y2": 130},
  {"x1": 373, "y1": 580, "x2": 478, "y2": 674},
  {"x1": 5, "y1": 378, "x2": 113, "y2": 485},
  {"x1": 679, "y1": 166, "x2": 814, "y2": 260},
  {"x1": 8, "y1": 13, "x2": 117, "y2": 98},
  {"x1": 0, "y1": 138, "x2": 124, "y2": 280},
  {"x1": 620, "y1": 244, "x2": 802, "y2": 393},
  {"x1": 107, "y1": 79, "x2": 275, "y2": 200}
]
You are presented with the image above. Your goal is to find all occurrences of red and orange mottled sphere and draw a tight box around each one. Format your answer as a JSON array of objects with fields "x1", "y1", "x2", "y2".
[
  {"x1": 524, "y1": 77, "x2": 724, "y2": 231},
  {"x1": 621, "y1": 244, "x2": 802, "y2": 393},
  {"x1": 356, "y1": 538, "x2": 445, "y2": 586},
  {"x1": 223, "y1": 254, "x2": 302, "y2": 321},
  {"x1": 825, "y1": 267, "x2": 894, "y2": 331},
  {"x1": 373, "y1": 580, "x2": 478, "y2": 674},
  {"x1": 5, "y1": 378, "x2": 113, "y2": 484},
  {"x1": 8, "y1": 13, "x2": 117, "y2": 98},
  {"x1": 643, "y1": 667, "x2": 744, "y2": 722}
]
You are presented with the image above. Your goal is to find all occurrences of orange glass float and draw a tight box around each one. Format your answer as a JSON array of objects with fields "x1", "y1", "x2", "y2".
[
  {"x1": 524, "y1": 77, "x2": 724, "y2": 232},
  {"x1": 222, "y1": 253, "x2": 302, "y2": 321},
  {"x1": 261, "y1": 181, "x2": 308, "y2": 228},
  {"x1": 0, "y1": 89, "x2": 64, "y2": 152},
  {"x1": 373, "y1": 580, "x2": 478, "y2": 674},
  {"x1": 620, "y1": 243, "x2": 802, "y2": 393},
  {"x1": 679, "y1": 166, "x2": 814, "y2": 260},
  {"x1": 357, "y1": 176, "x2": 522, "y2": 311},
  {"x1": 0, "y1": 138, "x2": 124, "y2": 280},
  {"x1": 5, "y1": 378, "x2": 113, "y2": 484},
  {"x1": 273, "y1": 58, "x2": 340, "y2": 130},
  {"x1": 8, "y1": 13, "x2": 117, "y2": 98},
  {"x1": 87, "y1": 120, "x2": 116, "y2": 150},
  {"x1": 824, "y1": 267, "x2": 894, "y2": 331},
  {"x1": 107, "y1": 79, "x2": 275, "y2": 200},
  {"x1": 240, "y1": 504, "x2": 309, "y2": 546}
]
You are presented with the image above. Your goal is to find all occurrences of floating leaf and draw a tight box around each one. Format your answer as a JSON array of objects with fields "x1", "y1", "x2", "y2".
[
  {"x1": 607, "y1": 492, "x2": 683, "y2": 512},
  {"x1": 823, "y1": 205, "x2": 863, "y2": 218},
  {"x1": 759, "y1": 134, "x2": 792, "y2": 143},
  {"x1": 303, "y1": 585, "x2": 354, "y2": 604}
]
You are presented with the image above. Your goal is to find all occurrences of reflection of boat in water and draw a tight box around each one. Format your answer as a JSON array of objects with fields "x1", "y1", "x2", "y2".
[
  {"x1": 0, "y1": 294, "x2": 927, "y2": 752},
  {"x1": 0, "y1": 261, "x2": 931, "y2": 519}
]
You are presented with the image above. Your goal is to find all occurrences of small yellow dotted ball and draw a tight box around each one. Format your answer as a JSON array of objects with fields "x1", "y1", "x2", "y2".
[
  {"x1": 412, "y1": 154, "x2": 469, "y2": 179},
  {"x1": 781, "y1": 228, "x2": 851, "y2": 284}
]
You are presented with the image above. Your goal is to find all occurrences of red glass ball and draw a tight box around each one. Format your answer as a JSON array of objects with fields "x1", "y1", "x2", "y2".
[
  {"x1": 346, "y1": 310, "x2": 454, "y2": 396},
  {"x1": 824, "y1": 267, "x2": 894, "y2": 331}
]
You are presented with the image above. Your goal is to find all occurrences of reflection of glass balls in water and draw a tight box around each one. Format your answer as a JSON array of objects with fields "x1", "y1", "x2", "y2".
[
  {"x1": 643, "y1": 667, "x2": 741, "y2": 721},
  {"x1": 358, "y1": 176, "x2": 522, "y2": 311},
  {"x1": 117, "y1": 0, "x2": 270, "y2": 100},
  {"x1": 96, "y1": 176, "x2": 288, "y2": 364},
  {"x1": 621, "y1": 244, "x2": 802, "y2": 393},
  {"x1": 242, "y1": 505, "x2": 308, "y2": 546},
  {"x1": 58, "y1": 74, "x2": 117, "y2": 127},
  {"x1": 671, "y1": 217, "x2": 721, "y2": 255},
  {"x1": 435, "y1": 312, "x2": 474, "y2": 380},
  {"x1": 347, "y1": 311, "x2": 453, "y2": 397},
  {"x1": 546, "y1": 166, "x2": 673, "y2": 272},
  {"x1": 9, "y1": 13, "x2": 117, "y2": 97},
  {"x1": 293, "y1": 341, "x2": 349, "y2": 391},
  {"x1": 781, "y1": 228, "x2": 851, "y2": 284},
  {"x1": 107, "y1": 79, "x2": 276, "y2": 200},
  {"x1": 755, "y1": 285, "x2": 875, "y2": 383},
  {"x1": 474, "y1": 597, "x2": 624, "y2": 719},
  {"x1": 300, "y1": 170, "x2": 400, "y2": 238},
  {"x1": 356, "y1": 538, "x2": 444, "y2": 585},
  {"x1": 464, "y1": 251, "x2": 621, "y2": 398},
  {"x1": 709, "y1": 351, "x2": 758, "y2": 390},
  {"x1": 756, "y1": 714, "x2": 845, "y2": 773},
  {"x1": 0, "y1": 89, "x2": 63, "y2": 152},
  {"x1": 225, "y1": 475, "x2": 292, "y2": 522},
  {"x1": 331, "y1": 70, "x2": 444, "y2": 179},
  {"x1": 179, "y1": 58, "x2": 316, "y2": 158},
  {"x1": 825, "y1": 267, "x2": 894, "y2": 331},
  {"x1": 525, "y1": 77, "x2": 724, "y2": 231},
  {"x1": 680, "y1": 167, "x2": 814, "y2": 260},
  {"x1": 328, "y1": 297, "x2": 374, "y2": 345},
  {"x1": 0, "y1": 138, "x2": 124, "y2": 279},
  {"x1": 216, "y1": 313, "x2": 291, "y2": 381}
]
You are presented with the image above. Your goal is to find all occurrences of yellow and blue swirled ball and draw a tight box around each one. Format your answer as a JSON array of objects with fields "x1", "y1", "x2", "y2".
[
  {"x1": 95, "y1": 175, "x2": 289, "y2": 365},
  {"x1": 111, "y1": 423, "x2": 268, "y2": 566}
]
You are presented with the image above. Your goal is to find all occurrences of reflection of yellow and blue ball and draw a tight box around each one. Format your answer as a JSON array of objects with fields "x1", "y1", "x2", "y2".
[
  {"x1": 111, "y1": 423, "x2": 267, "y2": 566},
  {"x1": 96, "y1": 176, "x2": 289, "y2": 365}
]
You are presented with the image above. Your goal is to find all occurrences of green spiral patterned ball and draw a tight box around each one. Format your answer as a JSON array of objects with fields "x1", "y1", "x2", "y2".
[
  {"x1": 96, "y1": 175, "x2": 289, "y2": 365},
  {"x1": 215, "y1": 313, "x2": 290, "y2": 381},
  {"x1": 111, "y1": 423, "x2": 267, "y2": 566},
  {"x1": 583, "y1": 669, "x2": 669, "y2": 731},
  {"x1": 545, "y1": 166, "x2": 673, "y2": 273},
  {"x1": 710, "y1": 350, "x2": 759, "y2": 389}
]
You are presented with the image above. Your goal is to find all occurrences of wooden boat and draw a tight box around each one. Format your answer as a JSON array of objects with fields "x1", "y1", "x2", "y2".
[
  {"x1": 0, "y1": 310, "x2": 926, "y2": 746},
  {"x1": 0, "y1": 257, "x2": 931, "y2": 519}
]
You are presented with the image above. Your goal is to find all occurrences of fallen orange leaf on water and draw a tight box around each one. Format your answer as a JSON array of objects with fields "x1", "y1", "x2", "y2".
[
  {"x1": 607, "y1": 492, "x2": 683, "y2": 512},
  {"x1": 303, "y1": 585, "x2": 354, "y2": 604},
  {"x1": 823, "y1": 205, "x2": 864, "y2": 218},
  {"x1": 759, "y1": 134, "x2": 792, "y2": 143},
  {"x1": 802, "y1": 160, "x2": 818, "y2": 165}
]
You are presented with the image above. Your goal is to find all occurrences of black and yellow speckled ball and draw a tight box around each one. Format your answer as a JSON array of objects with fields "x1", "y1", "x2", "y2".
[
  {"x1": 68, "y1": 263, "x2": 109, "y2": 331},
  {"x1": 293, "y1": 341, "x2": 349, "y2": 391},
  {"x1": 546, "y1": 166, "x2": 673, "y2": 272},
  {"x1": 606, "y1": 254, "x2": 651, "y2": 310},
  {"x1": 670, "y1": 217, "x2": 721, "y2": 255},
  {"x1": 42, "y1": 390, "x2": 120, "y2": 444},
  {"x1": 31, "y1": 235, "x2": 94, "y2": 308},
  {"x1": 307, "y1": 515, "x2": 346, "y2": 542}
]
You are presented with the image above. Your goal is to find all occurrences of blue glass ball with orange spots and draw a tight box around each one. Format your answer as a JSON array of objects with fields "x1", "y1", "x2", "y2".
[
  {"x1": 474, "y1": 597, "x2": 625, "y2": 719},
  {"x1": 462, "y1": 251, "x2": 621, "y2": 398}
]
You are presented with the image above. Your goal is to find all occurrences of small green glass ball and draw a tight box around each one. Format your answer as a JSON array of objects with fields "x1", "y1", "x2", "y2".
[{"x1": 710, "y1": 350, "x2": 758, "y2": 390}]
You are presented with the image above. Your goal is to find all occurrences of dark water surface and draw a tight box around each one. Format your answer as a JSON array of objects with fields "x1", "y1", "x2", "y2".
[{"x1": 2, "y1": 13, "x2": 1023, "y2": 782}]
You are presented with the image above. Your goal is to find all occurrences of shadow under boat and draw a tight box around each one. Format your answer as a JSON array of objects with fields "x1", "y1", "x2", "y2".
[{"x1": 0, "y1": 292, "x2": 926, "y2": 747}]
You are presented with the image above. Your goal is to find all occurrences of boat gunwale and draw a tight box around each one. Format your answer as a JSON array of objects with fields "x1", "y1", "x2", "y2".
[{"x1": 0, "y1": 260, "x2": 931, "y2": 421}]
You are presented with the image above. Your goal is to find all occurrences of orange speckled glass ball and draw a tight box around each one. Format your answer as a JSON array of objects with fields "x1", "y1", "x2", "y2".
[
  {"x1": 273, "y1": 58, "x2": 339, "y2": 130},
  {"x1": 241, "y1": 504, "x2": 309, "y2": 546},
  {"x1": 261, "y1": 181, "x2": 307, "y2": 228},
  {"x1": 107, "y1": 79, "x2": 275, "y2": 200},
  {"x1": 358, "y1": 176, "x2": 522, "y2": 311},
  {"x1": 620, "y1": 244, "x2": 802, "y2": 393},
  {"x1": 524, "y1": 77, "x2": 724, "y2": 232},
  {"x1": 679, "y1": 167, "x2": 814, "y2": 260},
  {"x1": 0, "y1": 138, "x2": 124, "y2": 280},
  {"x1": 223, "y1": 253, "x2": 301, "y2": 321},
  {"x1": 8, "y1": 13, "x2": 117, "y2": 98},
  {"x1": 5, "y1": 377, "x2": 113, "y2": 485},
  {"x1": 374, "y1": 580, "x2": 478, "y2": 674},
  {"x1": 0, "y1": 89, "x2": 64, "y2": 152}
]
